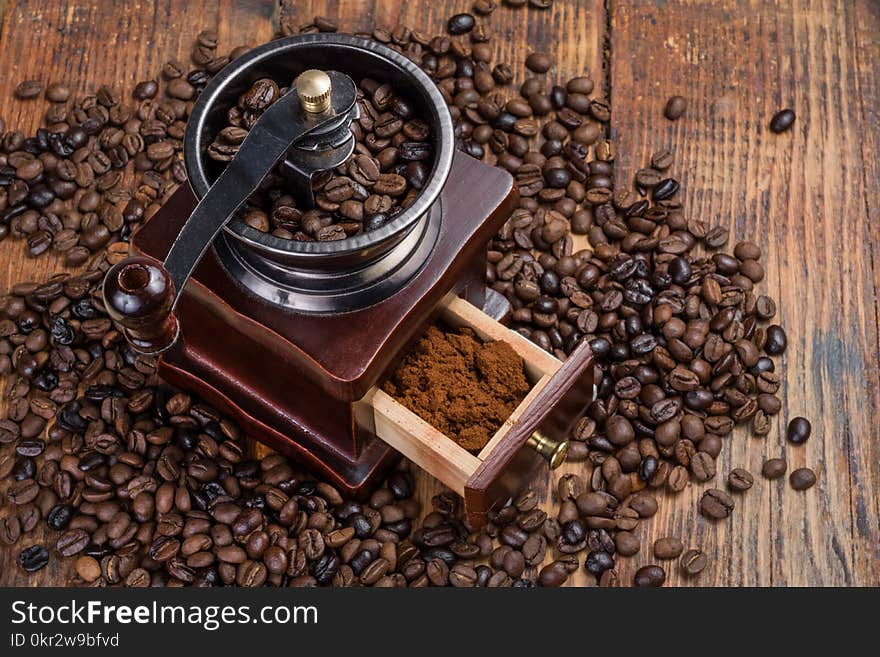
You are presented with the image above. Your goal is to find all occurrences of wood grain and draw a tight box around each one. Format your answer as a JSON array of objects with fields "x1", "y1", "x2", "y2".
[
  {"x1": 1, "y1": 0, "x2": 877, "y2": 587},
  {"x1": 368, "y1": 389, "x2": 481, "y2": 495},
  {"x1": 0, "y1": 0, "x2": 278, "y2": 587},
  {"x1": 607, "y1": 0, "x2": 880, "y2": 586}
]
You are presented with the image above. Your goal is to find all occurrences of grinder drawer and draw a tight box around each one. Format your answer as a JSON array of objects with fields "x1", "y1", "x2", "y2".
[{"x1": 357, "y1": 294, "x2": 595, "y2": 527}]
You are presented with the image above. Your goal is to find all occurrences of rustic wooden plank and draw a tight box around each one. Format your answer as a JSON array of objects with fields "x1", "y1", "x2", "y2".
[
  {"x1": 608, "y1": 0, "x2": 880, "y2": 586},
  {"x1": 368, "y1": 389, "x2": 481, "y2": 495},
  {"x1": 851, "y1": 0, "x2": 880, "y2": 587},
  {"x1": 0, "y1": 0, "x2": 277, "y2": 586},
  {"x1": 11, "y1": 0, "x2": 875, "y2": 589}
]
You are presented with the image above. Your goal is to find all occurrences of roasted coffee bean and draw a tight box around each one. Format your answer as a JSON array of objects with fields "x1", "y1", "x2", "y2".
[
  {"x1": 76, "y1": 555, "x2": 102, "y2": 582},
  {"x1": 769, "y1": 108, "x2": 796, "y2": 133},
  {"x1": 16, "y1": 80, "x2": 43, "y2": 99},
  {"x1": 614, "y1": 531, "x2": 640, "y2": 557},
  {"x1": 633, "y1": 564, "x2": 666, "y2": 587},
  {"x1": 538, "y1": 561, "x2": 568, "y2": 587},
  {"x1": 525, "y1": 52, "x2": 551, "y2": 73},
  {"x1": 447, "y1": 13, "x2": 476, "y2": 35},
  {"x1": 789, "y1": 467, "x2": 817, "y2": 490},
  {"x1": 762, "y1": 458, "x2": 787, "y2": 480},
  {"x1": 728, "y1": 468, "x2": 754, "y2": 491},
  {"x1": 56, "y1": 529, "x2": 89, "y2": 556},
  {"x1": 699, "y1": 489, "x2": 735, "y2": 519},
  {"x1": 690, "y1": 452, "x2": 716, "y2": 482},
  {"x1": 764, "y1": 325, "x2": 787, "y2": 355},
  {"x1": 786, "y1": 417, "x2": 811, "y2": 444},
  {"x1": 680, "y1": 549, "x2": 708, "y2": 576},
  {"x1": 664, "y1": 95, "x2": 687, "y2": 120},
  {"x1": 17, "y1": 545, "x2": 50, "y2": 572},
  {"x1": 653, "y1": 537, "x2": 683, "y2": 560},
  {"x1": 47, "y1": 504, "x2": 74, "y2": 530}
]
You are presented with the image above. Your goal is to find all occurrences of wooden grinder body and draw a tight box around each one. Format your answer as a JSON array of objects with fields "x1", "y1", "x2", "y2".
[{"x1": 114, "y1": 152, "x2": 594, "y2": 526}]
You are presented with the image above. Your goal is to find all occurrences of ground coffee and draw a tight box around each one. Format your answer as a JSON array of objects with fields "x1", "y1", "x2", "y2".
[{"x1": 383, "y1": 326, "x2": 529, "y2": 451}]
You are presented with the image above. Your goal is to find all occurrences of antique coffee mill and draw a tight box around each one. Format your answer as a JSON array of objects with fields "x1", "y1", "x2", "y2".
[{"x1": 103, "y1": 34, "x2": 594, "y2": 526}]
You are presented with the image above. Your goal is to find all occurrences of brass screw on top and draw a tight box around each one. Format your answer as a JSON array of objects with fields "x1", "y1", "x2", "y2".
[{"x1": 296, "y1": 69, "x2": 332, "y2": 113}]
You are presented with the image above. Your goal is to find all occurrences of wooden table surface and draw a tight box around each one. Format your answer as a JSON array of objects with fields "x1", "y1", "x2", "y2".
[{"x1": 0, "y1": 0, "x2": 877, "y2": 587}]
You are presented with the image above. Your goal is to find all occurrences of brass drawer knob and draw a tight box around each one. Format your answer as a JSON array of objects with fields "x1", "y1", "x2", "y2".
[{"x1": 527, "y1": 431, "x2": 568, "y2": 470}]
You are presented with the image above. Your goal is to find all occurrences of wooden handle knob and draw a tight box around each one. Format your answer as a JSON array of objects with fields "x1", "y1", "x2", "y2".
[{"x1": 103, "y1": 255, "x2": 179, "y2": 355}]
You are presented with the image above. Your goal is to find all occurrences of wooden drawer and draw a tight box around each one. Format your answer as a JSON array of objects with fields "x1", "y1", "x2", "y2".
[{"x1": 357, "y1": 294, "x2": 595, "y2": 527}]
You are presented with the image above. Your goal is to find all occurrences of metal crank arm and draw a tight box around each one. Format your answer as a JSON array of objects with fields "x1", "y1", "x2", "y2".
[{"x1": 161, "y1": 70, "x2": 358, "y2": 309}]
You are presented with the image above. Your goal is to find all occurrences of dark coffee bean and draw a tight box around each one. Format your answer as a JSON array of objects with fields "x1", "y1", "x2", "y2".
[
  {"x1": 770, "y1": 108, "x2": 796, "y2": 133},
  {"x1": 764, "y1": 324, "x2": 787, "y2": 354},
  {"x1": 664, "y1": 96, "x2": 687, "y2": 120},
  {"x1": 17, "y1": 545, "x2": 50, "y2": 572},
  {"x1": 584, "y1": 550, "x2": 614, "y2": 576},
  {"x1": 653, "y1": 178, "x2": 680, "y2": 201},
  {"x1": 789, "y1": 467, "x2": 817, "y2": 490},
  {"x1": 561, "y1": 519, "x2": 586, "y2": 545},
  {"x1": 525, "y1": 53, "x2": 551, "y2": 73},
  {"x1": 447, "y1": 13, "x2": 476, "y2": 35},
  {"x1": 47, "y1": 504, "x2": 74, "y2": 530},
  {"x1": 633, "y1": 564, "x2": 666, "y2": 587},
  {"x1": 786, "y1": 416, "x2": 811, "y2": 444},
  {"x1": 538, "y1": 562, "x2": 568, "y2": 587}
]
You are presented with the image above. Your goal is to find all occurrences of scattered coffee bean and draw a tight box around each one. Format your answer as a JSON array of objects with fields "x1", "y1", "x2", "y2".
[
  {"x1": 699, "y1": 489, "x2": 735, "y2": 520},
  {"x1": 448, "y1": 13, "x2": 476, "y2": 35},
  {"x1": 728, "y1": 468, "x2": 754, "y2": 491},
  {"x1": 633, "y1": 564, "x2": 666, "y2": 587},
  {"x1": 664, "y1": 95, "x2": 687, "y2": 120},
  {"x1": 525, "y1": 52, "x2": 552, "y2": 73},
  {"x1": 786, "y1": 417, "x2": 812, "y2": 444},
  {"x1": 769, "y1": 108, "x2": 796, "y2": 133},
  {"x1": 762, "y1": 458, "x2": 788, "y2": 480},
  {"x1": 75, "y1": 556, "x2": 102, "y2": 582},
  {"x1": 15, "y1": 80, "x2": 43, "y2": 99},
  {"x1": 17, "y1": 545, "x2": 49, "y2": 572},
  {"x1": 680, "y1": 548, "x2": 708, "y2": 576},
  {"x1": 789, "y1": 467, "x2": 817, "y2": 491},
  {"x1": 653, "y1": 537, "x2": 683, "y2": 560}
]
